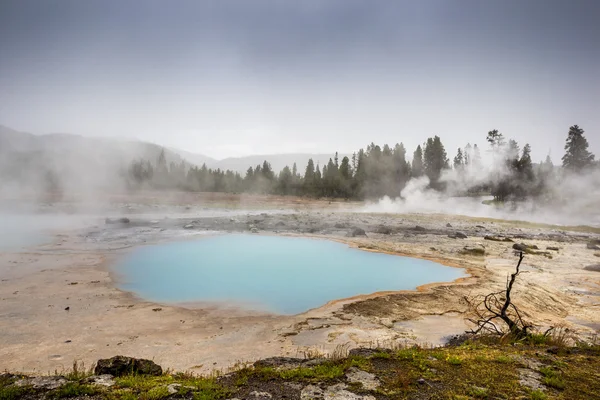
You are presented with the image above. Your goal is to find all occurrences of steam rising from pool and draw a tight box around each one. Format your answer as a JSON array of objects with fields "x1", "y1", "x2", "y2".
[{"x1": 115, "y1": 235, "x2": 465, "y2": 314}]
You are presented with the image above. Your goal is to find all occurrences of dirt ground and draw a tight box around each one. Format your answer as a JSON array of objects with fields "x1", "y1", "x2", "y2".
[{"x1": 1, "y1": 194, "x2": 599, "y2": 374}]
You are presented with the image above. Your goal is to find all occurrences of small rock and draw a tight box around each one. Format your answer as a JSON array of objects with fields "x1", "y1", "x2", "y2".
[
  {"x1": 301, "y1": 384, "x2": 375, "y2": 400},
  {"x1": 583, "y1": 264, "x2": 600, "y2": 272},
  {"x1": 587, "y1": 242, "x2": 600, "y2": 250},
  {"x1": 275, "y1": 221, "x2": 286, "y2": 227},
  {"x1": 484, "y1": 235, "x2": 513, "y2": 242},
  {"x1": 414, "y1": 225, "x2": 426, "y2": 232},
  {"x1": 249, "y1": 391, "x2": 272, "y2": 399},
  {"x1": 450, "y1": 231, "x2": 468, "y2": 239},
  {"x1": 512, "y1": 243, "x2": 529, "y2": 251},
  {"x1": 546, "y1": 246, "x2": 560, "y2": 251},
  {"x1": 152, "y1": 308, "x2": 162, "y2": 312},
  {"x1": 417, "y1": 378, "x2": 426, "y2": 385},
  {"x1": 167, "y1": 383, "x2": 182, "y2": 394},
  {"x1": 251, "y1": 227, "x2": 259, "y2": 233},
  {"x1": 86, "y1": 374, "x2": 115, "y2": 387},
  {"x1": 94, "y1": 356, "x2": 162, "y2": 377},
  {"x1": 16, "y1": 376, "x2": 67, "y2": 390},
  {"x1": 254, "y1": 357, "x2": 304, "y2": 369},
  {"x1": 334, "y1": 222, "x2": 347, "y2": 229},
  {"x1": 105, "y1": 217, "x2": 130, "y2": 224},
  {"x1": 345, "y1": 367, "x2": 380, "y2": 390},
  {"x1": 64, "y1": 306, "x2": 70, "y2": 311},
  {"x1": 475, "y1": 225, "x2": 486, "y2": 229},
  {"x1": 183, "y1": 224, "x2": 195, "y2": 229},
  {"x1": 446, "y1": 223, "x2": 452, "y2": 227},
  {"x1": 518, "y1": 368, "x2": 545, "y2": 391},
  {"x1": 459, "y1": 246, "x2": 485, "y2": 256}
]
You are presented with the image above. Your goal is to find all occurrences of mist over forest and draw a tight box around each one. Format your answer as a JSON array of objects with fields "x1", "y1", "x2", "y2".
[{"x1": 1, "y1": 122, "x2": 597, "y2": 225}]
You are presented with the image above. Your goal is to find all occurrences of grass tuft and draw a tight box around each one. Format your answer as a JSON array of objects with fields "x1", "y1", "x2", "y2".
[
  {"x1": 48, "y1": 382, "x2": 99, "y2": 399},
  {"x1": 446, "y1": 355, "x2": 463, "y2": 365},
  {"x1": 0, "y1": 385, "x2": 32, "y2": 400},
  {"x1": 530, "y1": 389, "x2": 548, "y2": 400}
]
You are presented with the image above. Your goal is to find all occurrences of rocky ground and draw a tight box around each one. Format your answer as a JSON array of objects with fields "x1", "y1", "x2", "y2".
[
  {"x1": 1, "y1": 194, "x2": 600, "y2": 376},
  {"x1": 2, "y1": 342, "x2": 600, "y2": 400}
]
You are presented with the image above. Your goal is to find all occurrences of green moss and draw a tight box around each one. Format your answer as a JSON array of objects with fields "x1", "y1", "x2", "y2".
[
  {"x1": 543, "y1": 375, "x2": 566, "y2": 390},
  {"x1": 0, "y1": 385, "x2": 32, "y2": 400},
  {"x1": 467, "y1": 385, "x2": 489, "y2": 398},
  {"x1": 446, "y1": 355, "x2": 463, "y2": 365},
  {"x1": 494, "y1": 355, "x2": 513, "y2": 364},
  {"x1": 371, "y1": 351, "x2": 391, "y2": 359},
  {"x1": 530, "y1": 389, "x2": 548, "y2": 400},
  {"x1": 48, "y1": 382, "x2": 99, "y2": 398}
]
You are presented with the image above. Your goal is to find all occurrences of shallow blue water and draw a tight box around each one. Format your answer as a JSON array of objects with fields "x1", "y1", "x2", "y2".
[{"x1": 115, "y1": 235, "x2": 466, "y2": 315}]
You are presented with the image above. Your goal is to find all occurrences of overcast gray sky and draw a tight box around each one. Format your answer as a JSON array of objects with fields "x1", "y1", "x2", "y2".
[{"x1": 1, "y1": 0, "x2": 598, "y2": 160}]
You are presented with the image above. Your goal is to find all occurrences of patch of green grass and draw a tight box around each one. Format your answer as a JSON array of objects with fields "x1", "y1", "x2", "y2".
[
  {"x1": 446, "y1": 355, "x2": 463, "y2": 365},
  {"x1": 113, "y1": 374, "x2": 230, "y2": 400},
  {"x1": 371, "y1": 351, "x2": 391, "y2": 359},
  {"x1": 525, "y1": 333, "x2": 550, "y2": 346},
  {"x1": 539, "y1": 366, "x2": 557, "y2": 378},
  {"x1": 140, "y1": 386, "x2": 170, "y2": 400},
  {"x1": 48, "y1": 382, "x2": 99, "y2": 398},
  {"x1": 192, "y1": 381, "x2": 231, "y2": 400},
  {"x1": 255, "y1": 357, "x2": 368, "y2": 382},
  {"x1": 467, "y1": 385, "x2": 489, "y2": 398},
  {"x1": 105, "y1": 389, "x2": 139, "y2": 400},
  {"x1": 396, "y1": 347, "x2": 424, "y2": 361},
  {"x1": 494, "y1": 355, "x2": 513, "y2": 364},
  {"x1": 0, "y1": 385, "x2": 32, "y2": 400},
  {"x1": 539, "y1": 366, "x2": 566, "y2": 390},
  {"x1": 278, "y1": 363, "x2": 346, "y2": 380},
  {"x1": 543, "y1": 376, "x2": 566, "y2": 390},
  {"x1": 530, "y1": 389, "x2": 548, "y2": 400}
]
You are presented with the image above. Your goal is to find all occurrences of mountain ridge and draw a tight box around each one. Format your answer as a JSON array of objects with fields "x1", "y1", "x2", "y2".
[{"x1": 0, "y1": 124, "x2": 348, "y2": 174}]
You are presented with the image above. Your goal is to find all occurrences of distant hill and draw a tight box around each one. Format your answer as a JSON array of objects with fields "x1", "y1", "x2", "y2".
[
  {"x1": 166, "y1": 147, "x2": 217, "y2": 168},
  {"x1": 0, "y1": 124, "x2": 348, "y2": 196},
  {"x1": 0, "y1": 125, "x2": 194, "y2": 196}
]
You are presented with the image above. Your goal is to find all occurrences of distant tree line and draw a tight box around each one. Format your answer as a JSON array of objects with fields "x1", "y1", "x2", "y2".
[{"x1": 126, "y1": 125, "x2": 597, "y2": 201}]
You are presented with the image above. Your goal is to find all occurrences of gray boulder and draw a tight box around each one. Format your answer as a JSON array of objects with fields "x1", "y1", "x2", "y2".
[
  {"x1": 15, "y1": 376, "x2": 67, "y2": 390},
  {"x1": 583, "y1": 264, "x2": 600, "y2": 272},
  {"x1": 105, "y1": 217, "x2": 130, "y2": 224},
  {"x1": 94, "y1": 356, "x2": 162, "y2": 377},
  {"x1": 449, "y1": 231, "x2": 467, "y2": 239}
]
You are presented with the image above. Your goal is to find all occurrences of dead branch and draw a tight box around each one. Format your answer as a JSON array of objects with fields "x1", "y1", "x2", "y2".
[{"x1": 463, "y1": 252, "x2": 533, "y2": 339}]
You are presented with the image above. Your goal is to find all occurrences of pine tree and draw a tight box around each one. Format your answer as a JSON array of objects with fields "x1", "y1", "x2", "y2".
[
  {"x1": 472, "y1": 144, "x2": 482, "y2": 167},
  {"x1": 519, "y1": 144, "x2": 534, "y2": 181},
  {"x1": 464, "y1": 143, "x2": 472, "y2": 166},
  {"x1": 453, "y1": 148, "x2": 464, "y2": 169},
  {"x1": 486, "y1": 129, "x2": 505, "y2": 149},
  {"x1": 278, "y1": 166, "x2": 293, "y2": 195},
  {"x1": 303, "y1": 159, "x2": 315, "y2": 194},
  {"x1": 423, "y1": 136, "x2": 448, "y2": 184},
  {"x1": 411, "y1": 145, "x2": 424, "y2": 177},
  {"x1": 393, "y1": 143, "x2": 411, "y2": 192},
  {"x1": 562, "y1": 125, "x2": 595, "y2": 171},
  {"x1": 339, "y1": 156, "x2": 352, "y2": 198}
]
